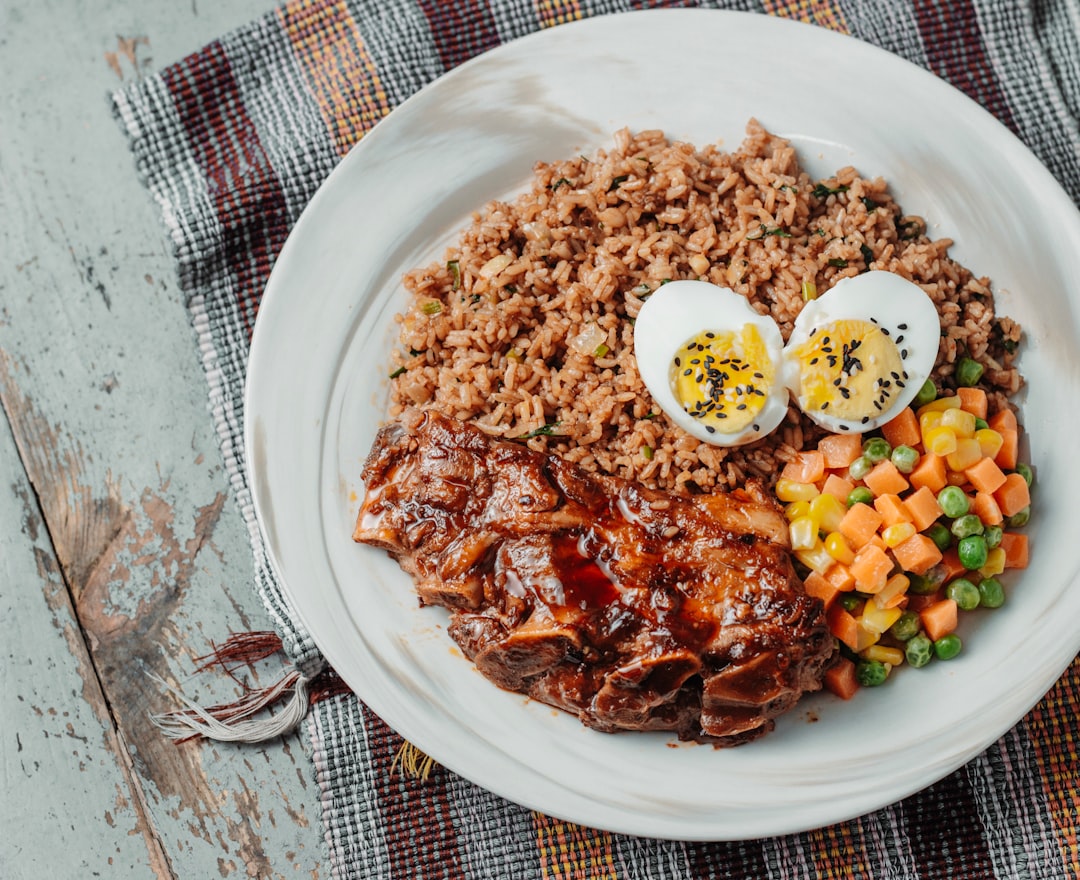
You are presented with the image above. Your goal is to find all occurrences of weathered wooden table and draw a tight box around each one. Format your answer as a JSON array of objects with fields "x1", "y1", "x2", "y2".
[{"x1": 1, "y1": 1, "x2": 327, "y2": 875}]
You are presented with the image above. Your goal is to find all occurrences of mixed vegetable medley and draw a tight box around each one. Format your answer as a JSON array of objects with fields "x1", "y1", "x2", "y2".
[{"x1": 777, "y1": 378, "x2": 1032, "y2": 697}]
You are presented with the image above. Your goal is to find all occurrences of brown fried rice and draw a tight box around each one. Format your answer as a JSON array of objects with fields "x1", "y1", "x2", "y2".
[{"x1": 387, "y1": 120, "x2": 1022, "y2": 494}]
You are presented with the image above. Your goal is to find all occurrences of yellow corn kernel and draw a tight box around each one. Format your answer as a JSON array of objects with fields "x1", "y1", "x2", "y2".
[
  {"x1": 919, "y1": 410, "x2": 945, "y2": 437},
  {"x1": 811, "y1": 492, "x2": 847, "y2": 534},
  {"x1": 924, "y1": 425, "x2": 959, "y2": 456},
  {"x1": 789, "y1": 515, "x2": 819, "y2": 551},
  {"x1": 862, "y1": 644, "x2": 905, "y2": 666},
  {"x1": 975, "y1": 427, "x2": 1004, "y2": 460},
  {"x1": 873, "y1": 572, "x2": 911, "y2": 608},
  {"x1": 917, "y1": 394, "x2": 961, "y2": 418},
  {"x1": 940, "y1": 407, "x2": 977, "y2": 438},
  {"x1": 824, "y1": 531, "x2": 856, "y2": 565},
  {"x1": 775, "y1": 477, "x2": 820, "y2": 503},
  {"x1": 795, "y1": 541, "x2": 835, "y2": 575},
  {"x1": 882, "y1": 522, "x2": 917, "y2": 548},
  {"x1": 859, "y1": 603, "x2": 903, "y2": 635},
  {"x1": 855, "y1": 625, "x2": 881, "y2": 652},
  {"x1": 785, "y1": 500, "x2": 812, "y2": 521},
  {"x1": 980, "y1": 546, "x2": 1006, "y2": 577},
  {"x1": 946, "y1": 437, "x2": 983, "y2": 471}
]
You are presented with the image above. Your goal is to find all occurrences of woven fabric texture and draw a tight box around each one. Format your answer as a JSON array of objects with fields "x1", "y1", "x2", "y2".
[{"x1": 112, "y1": 0, "x2": 1080, "y2": 877}]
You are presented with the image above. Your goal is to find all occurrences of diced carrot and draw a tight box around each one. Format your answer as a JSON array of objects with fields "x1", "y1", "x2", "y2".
[
  {"x1": 957, "y1": 386, "x2": 988, "y2": 420},
  {"x1": 881, "y1": 407, "x2": 922, "y2": 450},
  {"x1": 863, "y1": 460, "x2": 910, "y2": 496},
  {"x1": 839, "y1": 502, "x2": 884, "y2": 547},
  {"x1": 993, "y1": 472, "x2": 1031, "y2": 517},
  {"x1": 965, "y1": 456, "x2": 1007, "y2": 494},
  {"x1": 938, "y1": 547, "x2": 969, "y2": 583},
  {"x1": 971, "y1": 491, "x2": 1003, "y2": 526},
  {"x1": 781, "y1": 450, "x2": 825, "y2": 484},
  {"x1": 988, "y1": 408, "x2": 1018, "y2": 433},
  {"x1": 850, "y1": 543, "x2": 894, "y2": 593},
  {"x1": 803, "y1": 570, "x2": 839, "y2": 610},
  {"x1": 1000, "y1": 532, "x2": 1029, "y2": 569},
  {"x1": 822, "y1": 473, "x2": 856, "y2": 503},
  {"x1": 994, "y1": 428, "x2": 1019, "y2": 470},
  {"x1": 891, "y1": 533, "x2": 943, "y2": 576},
  {"x1": 827, "y1": 604, "x2": 860, "y2": 651},
  {"x1": 868, "y1": 533, "x2": 888, "y2": 552},
  {"x1": 825, "y1": 657, "x2": 860, "y2": 700},
  {"x1": 909, "y1": 453, "x2": 947, "y2": 493},
  {"x1": 903, "y1": 486, "x2": 944, "y2": 531},
  {"x1": 824, "y1": 562, "x2": 856, "y2": 592},
  {"x1": 873, "y1": 493, "x2": 912, "y2": 527},
  {"x1": 920, "y1": 598, "x2": 958, "y2": 642},
  {"x1": 818, "y1": 433, "x2": 864, "y2": 469}
]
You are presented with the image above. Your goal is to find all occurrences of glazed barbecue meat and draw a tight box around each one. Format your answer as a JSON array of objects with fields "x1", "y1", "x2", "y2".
[{"x1": 354, "y1": 409, "x2": 834, "y2": 745}]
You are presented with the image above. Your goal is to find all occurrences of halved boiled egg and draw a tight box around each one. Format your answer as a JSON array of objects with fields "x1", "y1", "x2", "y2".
[
  {"x1": 633, "y1": 272, "x2": 940, "y2": 446},
  {"x1": 633, "y1": 281, "x2": 791, "y2": 446},
  {"x1": 784, "y1": 271, "x2": 940, "y2": 433}
]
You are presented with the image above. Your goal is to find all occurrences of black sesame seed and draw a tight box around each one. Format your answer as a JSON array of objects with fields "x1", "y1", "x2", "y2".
[
  {"x1": 690, "y1": 358, "x2": 701, "y2": 365},
  {"x1": 683, "y1": 368, "x2": 692, "y2": 376},
  {"x1": 901, "y1": 349, "x2": 909, "y2": 359},
  {"x1": 754, "y1": 372, "x2": 764, "y2": 379},
  {"x1": 674, "y1": 357, "x2": 682, "y2": 367},
  {"x1": 882, "y1": 328, "x2": 890, "y2": 336},
  {"x1": 810, "y1": 357, "x2": 819, "y2": 366},
  {"x1": 861, "y1": 416, "x2": 869, "y2": 423},
  {"x1": 896, "y1": 335, "x2": 905, "y2": 344},
  {"x1": 705, "y1": 332, "x2": 715, "y2": 339},
  {"x1": 753, "y1": 423, "x2": 760, "y2": 431},
  {"x1": 706, "y1": 425, "x2": 716, "y2": 434},
  {"x1": 898, "y1": 323, "x2": 908, "y2": 330}
]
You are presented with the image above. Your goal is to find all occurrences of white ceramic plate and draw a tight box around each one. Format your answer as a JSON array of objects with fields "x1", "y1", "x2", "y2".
[{"x1": 246, "y1": 9, "x2": 1080, "y2": 839}]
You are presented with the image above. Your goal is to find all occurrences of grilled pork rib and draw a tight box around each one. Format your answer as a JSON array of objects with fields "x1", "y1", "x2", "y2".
[{"x1": 354, "y1": 409, "x2": 833, "y2": 744}]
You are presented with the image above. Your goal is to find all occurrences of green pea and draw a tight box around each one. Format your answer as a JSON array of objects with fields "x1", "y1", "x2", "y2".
[
  {"x1": 863, "y1": 437, "x2": 892, "y2": 463},
  {"x1": 950, "y1": 514, "x2": 985, "y2": 539},
  {"x1": 978, "y1": 576, "x2": 1006, "y2": 609},
  {"x1": 906, "y1": 572, "x2": 937, "y2": 595},
  {"x1": 1005, "y1": 506, "x2": 1030, "y2": 528},
  {"x1": 856, "y1": 659, "x2": 889, "y2": 687},
  {"x1": 957, "y1": 534, "x2": 988, "y2": 570},
  {"x1": 891, "y1": 445, "x2": 919, "y2": 474},
  {"x1": 889, "y1": 610, "x2": 921, "y2": 642},
  {"x1": 847, "y1": 486, "x2": 874, "y2": 507},
  {"x1": 955, "y1": 356, "x2": 985, "y2": 387},
  {"x1": 914, "y1": 378, "x2": 938, "y2": 407},
  {"x1": 839, "y1": 593, "x2": 863, "y2": 613},
  {"x1": 974, "y1": 417, "x2": 989, "y2": 431},
  {"x1": 937, "y1": 485, "x2": 970, "y2": 519},
  {"x1": 925, "y1": 522, "x2": 953, "y2": 552},
  {"x1": 906, "y1": 634, "x2": 934, "y2": 668},
  {"x1": 983, "y1": 524, "x2": 1003, "y2": 550},
  {"x1": 1015, "y1": 463, "x2": 1034, "y2": 488},
  {"x1": 848, "y1": 455, "x2": 873, "y2": 481},
  {"x1": 945, "y1": 577, "x2": 981, "y2": 611},
  {"x1": 934, "y1": 633, "x2": 963, "y2": 661}
]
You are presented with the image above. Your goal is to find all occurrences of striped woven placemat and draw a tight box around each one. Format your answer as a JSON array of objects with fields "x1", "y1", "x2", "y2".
[{"x1": 113, "y1": 1, "x2": 1080, "y2": 876}]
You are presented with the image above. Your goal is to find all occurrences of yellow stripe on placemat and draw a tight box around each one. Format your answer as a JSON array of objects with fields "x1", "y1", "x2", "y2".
[
  {"x1": 807, "y1": 822, "x2": 861, "y2": 874},
  {"x1": 533, "y1": 813, "x2": 619, "y2": 880},
  {"x1": 1027, "y1": 658, "x2": 1080, "y2": 874},
  {"x1": 534, "y1": 0, "x2": 584, "y2": 28},
  {"x1": 762, "y1": 0, "x2": 850, "y2": 33},
  {"x1": 278, "y1": 0, "x2": 391, "y2": 156}
]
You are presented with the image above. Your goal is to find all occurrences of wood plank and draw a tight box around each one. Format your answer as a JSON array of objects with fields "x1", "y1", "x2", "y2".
[{"x1": 0, "y1": 0, "x2": 326, "y2": 876}]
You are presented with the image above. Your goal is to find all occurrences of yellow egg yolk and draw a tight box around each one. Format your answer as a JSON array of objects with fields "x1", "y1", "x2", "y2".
[
  {"x1": 669, "y1": 325, "x2": 774, "y2": 435},
  {"x1": 792, "y1": 319, "x2": 908, "y2": 422}
]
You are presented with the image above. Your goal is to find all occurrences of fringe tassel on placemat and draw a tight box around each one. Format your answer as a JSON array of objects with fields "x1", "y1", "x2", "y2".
[{"x1": 150, "y1": 631, "x2": 324, "y2": 744}]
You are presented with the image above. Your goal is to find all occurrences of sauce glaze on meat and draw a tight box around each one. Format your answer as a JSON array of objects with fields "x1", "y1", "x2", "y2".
[{"x1": 354, "y1": 409, "x2": 834, "y2": 745}]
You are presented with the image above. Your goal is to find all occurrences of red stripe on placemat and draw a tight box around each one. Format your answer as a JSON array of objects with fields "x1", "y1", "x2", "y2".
[
  {"x1": 1026, "y1": 654, "x2": 1080, "y2": 875},
  {"x1": 532, "y1": 814, "x2": 619, "y2": 880},
  {"x1": 913, "y1": 0, "x2": 1019, "y2": 134},
  {"x1": 163, "y1": 43, "x2": 288, "y2": 337},
  {"x1": 361, "y1": 703, "x2": 468, "y2": 879},
  {"x1": 685, "y1": 839, "x2": 768, "y2": 879},
  {"x1": 417, "y1": 0, "x2": 501, "y2": 72},
  {"x1": 279, "y1": 0, "x2": 392, "y2": 156},
  {"x1": 904, "y1": 771, "x2": 996, "y2": 876}
]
